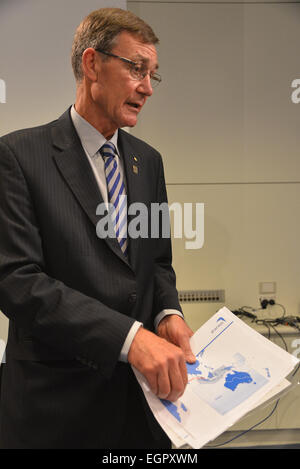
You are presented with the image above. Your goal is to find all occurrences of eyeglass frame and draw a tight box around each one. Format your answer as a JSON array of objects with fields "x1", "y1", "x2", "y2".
[{"x1": 95, "y1": 48, "x2": 162, "y2": 87}]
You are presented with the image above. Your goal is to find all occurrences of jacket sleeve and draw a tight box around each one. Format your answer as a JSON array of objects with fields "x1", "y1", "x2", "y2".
[{"x1": 0, "y1": 140, "x2": 135, "y2": 379}]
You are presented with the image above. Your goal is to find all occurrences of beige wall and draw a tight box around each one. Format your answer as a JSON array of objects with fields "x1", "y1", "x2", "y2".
[
  {"x1": 128, "y1": 0, "x2": 300, "y2": 331},
  {"x1": 0, "y1": 0, "x2": 126, "y2": 137}
]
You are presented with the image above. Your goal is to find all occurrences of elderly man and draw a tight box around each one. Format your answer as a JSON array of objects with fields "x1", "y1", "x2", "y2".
[{"x1": 0, "y1": 8, "x2": 195, "y2": 449}]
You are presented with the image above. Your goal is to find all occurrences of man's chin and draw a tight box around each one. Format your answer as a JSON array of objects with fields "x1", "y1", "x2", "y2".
[
  {"x1": 121, "y1": 118, "x2": 137, "y2": 129},
  {"x1": 120, "y1": 109, "x2": 140, "y2": 129}
]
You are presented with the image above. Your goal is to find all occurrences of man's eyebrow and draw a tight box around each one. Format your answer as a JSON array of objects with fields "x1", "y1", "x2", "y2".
[{"x1": 131, "y1": 54, "x2": 159, "y2": 70}]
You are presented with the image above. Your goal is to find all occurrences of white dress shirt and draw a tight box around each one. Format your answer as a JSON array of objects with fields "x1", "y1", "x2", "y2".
[{"x1": 70, "y1": 105, "x2": 183, "y2": 362}]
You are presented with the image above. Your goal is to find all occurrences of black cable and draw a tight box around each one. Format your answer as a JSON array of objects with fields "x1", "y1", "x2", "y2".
[
  {"x1": 206, "y1": 399, "x2": 280, "y2": 448},
  {"x1": 232, "y1": 308, "x2": 257, "y2": 322},
  {"x1": 256, "y1": 319, "x2": 271, "y2": 340},
  {"x1": 292, "y1": 361, "x2": 300, "y2": 377},
  {"x1": 258, "y1": 300, "x2": 286, "y2": 317},
  {"x1": 254, "y1": 318, "x2": 289, "y2": 351},
  {"x1": 269, "y1": 323, "x2": 288, "y2": 351},
  {"x1": 240, "y1": 306, "x2": 257, "y2": 314},
  {"x1": 233, "y1": 298, "x2": 300, "y2": 339},
  {"x1": 255, "y1": 318, "x2": 271, "y2": 340},
  {"x1": 275, "y1": 303, "x2": 286, "y2": 318}
]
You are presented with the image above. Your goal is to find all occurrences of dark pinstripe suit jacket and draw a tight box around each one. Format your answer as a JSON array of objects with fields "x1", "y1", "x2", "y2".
[{"x1": 0, "y1": 108, "x2": 181, "y2": 448}]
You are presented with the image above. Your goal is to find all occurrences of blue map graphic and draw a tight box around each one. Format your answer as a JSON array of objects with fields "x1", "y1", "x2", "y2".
[
  {"x1": 161, "y1": 352, "x2": 269, "y2": 418},
  {"x1": 160, "y1": 399, "x2": 188, "y2": 422},
  {"x1": 186, "y1": 353, "x2": 268, "y2": 415},
  {"x1": 160, "y1": 314, "x2": 271, "y2": 420},
  {"x1": 224, "y1": 371, "x2": 253, "y2": 391}
]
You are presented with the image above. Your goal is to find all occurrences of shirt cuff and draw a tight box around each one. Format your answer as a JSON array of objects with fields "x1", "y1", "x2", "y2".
[
  {"x1": 154, "y1": 309, "x2": 184, "y2": 332},
  {"x1": 119, "y1": 320, "x2": 143, "y2": 363},
  {"x1": 119, "y1": 310, "x2": 184, "y2": 362}
]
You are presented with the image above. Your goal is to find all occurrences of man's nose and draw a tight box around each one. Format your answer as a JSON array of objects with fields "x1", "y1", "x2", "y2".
[{"x1": 137, "y1": 73, "x2": 153, "y2": 97}]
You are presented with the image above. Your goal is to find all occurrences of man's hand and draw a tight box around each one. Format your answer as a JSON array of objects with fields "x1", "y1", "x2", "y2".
[
  {"x1": 128, "y1": 327, "x2": 188, "y2": 402},
  {"x1": 128, "y1": 316, "x2": 196, "y2": 402},
  {"x1": 157, "y1": 315, "x2": 196, "y2": 364}
]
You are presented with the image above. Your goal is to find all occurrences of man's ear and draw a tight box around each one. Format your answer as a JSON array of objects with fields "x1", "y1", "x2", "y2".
[{"x1": 81, "y1": 48, "x2": 99, "y2": 82}]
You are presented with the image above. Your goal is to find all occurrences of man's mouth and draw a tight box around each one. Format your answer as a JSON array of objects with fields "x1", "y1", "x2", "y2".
[{"x1": 126, "y1": 102, "x2": 142, "y2": 110}]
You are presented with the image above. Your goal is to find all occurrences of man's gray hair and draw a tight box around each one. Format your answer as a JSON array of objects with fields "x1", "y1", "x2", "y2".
[{"x1": 71, "y1": 8, "x2": 159, "y2": 83}]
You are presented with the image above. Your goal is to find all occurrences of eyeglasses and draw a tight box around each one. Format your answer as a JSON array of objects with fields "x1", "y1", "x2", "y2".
[{"x1": 95, "y1": 49, "x2": 162, "y2": 88}]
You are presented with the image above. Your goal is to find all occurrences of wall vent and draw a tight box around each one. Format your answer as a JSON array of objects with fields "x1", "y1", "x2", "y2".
[{"x1": 178, "y1": 289, "x2": 225, "y2": 303}]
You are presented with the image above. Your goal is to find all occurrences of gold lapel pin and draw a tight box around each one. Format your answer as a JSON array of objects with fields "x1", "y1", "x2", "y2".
[{"x1": 132, "y1": 156, "x2": 139, "y2": 174}]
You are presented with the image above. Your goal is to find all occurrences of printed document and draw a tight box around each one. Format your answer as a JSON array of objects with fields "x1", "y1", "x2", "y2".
[{"x1": 133, "y1": 307, "x2": 299, "y2": 448}]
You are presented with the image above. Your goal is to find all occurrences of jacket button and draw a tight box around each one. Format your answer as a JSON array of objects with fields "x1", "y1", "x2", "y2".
[{"x1": 128, "y1": 292, "x2": 137, "y2": 304}]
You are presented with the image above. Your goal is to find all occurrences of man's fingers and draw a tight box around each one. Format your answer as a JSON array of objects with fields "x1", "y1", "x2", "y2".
[
  {"x1": 178, "y1": 335, "x2": 196, "y2": 364},
  {"x1": 145, "y1": 372, "x2": 159, "y2": 397},
  {"x1": 128, "y1": 327, "x2": 190, "y2": 402},
  {"x1": 156, "y1": 368, "x2": 171, "y2": 400},
  {"x1": 145, "y1": 348, "x2": 187, "y2": 401},
  {"x1": 158, "y1": 354, "x2": 188, "y2": 402},
  {"x1": 157, "y1": 315, "x2": 196, "y2": 363}
]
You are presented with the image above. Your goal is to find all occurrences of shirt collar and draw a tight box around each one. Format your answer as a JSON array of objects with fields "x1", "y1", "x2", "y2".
[{"x1": 70, "y1": 105, "x2": 119, "y2": 158}]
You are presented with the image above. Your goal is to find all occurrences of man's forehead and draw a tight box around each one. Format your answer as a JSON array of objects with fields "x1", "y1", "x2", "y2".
[{"x1": 113, "y1": 31, "x2": 158, "y2": 66}]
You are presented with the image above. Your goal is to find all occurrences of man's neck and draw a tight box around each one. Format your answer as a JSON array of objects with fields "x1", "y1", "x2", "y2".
[{"x1": 74, "y1": 87, "x2": 117, "y2": 140}]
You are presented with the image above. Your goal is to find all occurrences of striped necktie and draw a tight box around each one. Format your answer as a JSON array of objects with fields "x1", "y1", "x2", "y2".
[{"x1": 100, "y1": 142, "x2": 128, "y2": 256}]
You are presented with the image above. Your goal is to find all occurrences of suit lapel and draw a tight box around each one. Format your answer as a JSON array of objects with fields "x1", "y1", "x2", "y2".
[{"x1": 51, "y1": 109, "x2": 131, "y2": 267}]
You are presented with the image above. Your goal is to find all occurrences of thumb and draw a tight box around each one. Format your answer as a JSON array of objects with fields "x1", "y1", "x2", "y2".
[{"x1": 178, "y1": 335, "x2": 196, "y2": 363}]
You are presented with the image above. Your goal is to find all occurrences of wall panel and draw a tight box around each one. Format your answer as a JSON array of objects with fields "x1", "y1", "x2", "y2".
[
  {"x1": 128, "y1": 1, "x2": 300, "y2": 331},
  {"x1": 129, "y1": 2, "x2": 300, "y2": 183}
]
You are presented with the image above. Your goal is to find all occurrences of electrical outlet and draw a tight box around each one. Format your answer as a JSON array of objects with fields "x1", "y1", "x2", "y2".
[
  {"x1": 259, "y1": 282, "x2": 276, "y2": 295},
  {"x1": 178, "y1": 289, "x2": 225, "y2": 303},
  {"x1": 259, "y1": 283, "x2": 276, "y2": 316}
]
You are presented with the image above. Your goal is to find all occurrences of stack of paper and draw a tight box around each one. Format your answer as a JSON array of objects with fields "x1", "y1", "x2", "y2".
[{"x1": 133, "y1": 307, "x2": 299, "y2": 449}]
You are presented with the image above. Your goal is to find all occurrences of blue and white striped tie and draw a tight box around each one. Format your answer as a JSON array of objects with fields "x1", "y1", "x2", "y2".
[{"x1": 100, "y1": 142, "x2": 128, "y2": 256}]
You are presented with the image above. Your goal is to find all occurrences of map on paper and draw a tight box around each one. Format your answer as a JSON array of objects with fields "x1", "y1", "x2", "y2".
[
  {"x1": 160, "y1": 316, "x2": 270, "y2": 417},
  {"x1": 160, "y1": 399, "x2": 189, "y2": 423},
  {"x1": 133, "y1": 307, "x2": 299, "y2": 449},
  {"x1": 161, "y1": 351, "x2": 268, "y2": 417}
]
